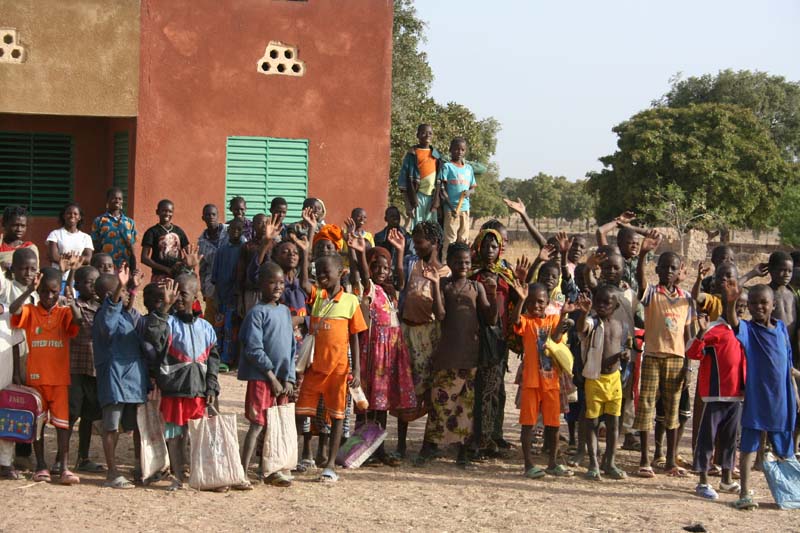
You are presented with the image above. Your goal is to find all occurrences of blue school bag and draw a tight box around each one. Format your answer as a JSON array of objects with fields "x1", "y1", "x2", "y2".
[{"x1": 762, "y1": 453, "x2": 800, "y2": 509}]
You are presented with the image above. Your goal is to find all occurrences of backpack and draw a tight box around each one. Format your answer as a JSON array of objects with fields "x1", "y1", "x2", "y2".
[{"x1": 0, "y1": 384, "x2": 45, "y2": 443}]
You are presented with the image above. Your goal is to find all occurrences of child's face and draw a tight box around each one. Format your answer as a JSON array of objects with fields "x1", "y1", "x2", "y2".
[
  {"x1": 735, "y1": 292, "x2": 748, "y2": 318},
  {"x1": 230, "y1": 200, "x2": 246, "y2": 220},
  {"x1": 370, "y1": 256, "x2": 391, "y2": 285},
  {"x1": 156, "y1": 203, "x2": 174, "y2": 225},
  {"x1": 385, "y1": 208, "x2": 401, "y2": 228},
  {"x1": 450, "y1": 141, "x2": 467, "y2": 162},
  {"x1": 95, "y1": 256, "x2": 115, "y2": 274},
  {"x1": 12, "y1": 257, "x2": 38, "y2": 286},
  {"x1": 312, "y1": 201, "x2": 324, "y2": 221},
  {"x1": 144, "y1": 290, "x2": 164, "y2": 314},
  {"x1": 412, "y1": 234, "x2": 434, "y2": 260},
  {"x1": 270, "y1": 204, "x2": 288, "y2": 224},
  {"x1": 525, "y1": 287, "x2": 549, "y2": 318},
  {"x1": 417, "y1": 125, "x2": 433, "y2": 146},
  {"x1": 448, "y1": 250, "x2": 471, "y2": 279},
  {"x1": 38, "y1": 278, "x2": 61, "y2": 310},
  {"x1": 313, "y1": 239, "x2": 337, "y2": 259},
  {"x1": 618, "y1": 234, "x2": 639, "y2": 259},
  {"x1": 748, "y1": 288, "x2": 774, "y2": 325},
  {"x1": 712, "y1": 265, "x2": 738, "y2": 293},
  {"x1": 593, "y1": 291, "x2": 618, "y2": 319},
  {"x1": 352, "y1": 209, "x2": 367, "y2": 229},
  {"x1": 567, "y1": 237, "x2": 586, "y2": 264},
  {"x1": 714, "y1": 249, "x2": 735, "y2": 267},
  {"x1": 316, "y1": 261, "x2": 342, "y2": 293},
  {"x1": 274, "y1": 242, "x2": 299, "y2": 271},
  {"x1": 202, "y1": 206, "x2": 218, "y2": 228},
  {"x1": 600, "y1": 256, "x2": 624, "y2": 285},
  {"x1": 63, "y1": 206, "x2": 81, "y2": 230},
  {"x1": 259, "y1": 271, "x2": 285, "y2": 303},
  {"x1": 76, "y1": 272, "x2": 99, "y2": 301},
  {"x1": 479, "y1": 235, "x2": 500, "y2": 265},
  {"x1": 174, "y1": 280, "x2": 197, "y2": 314},
  {"x1": 107, "y1": 191, "x2": 124, "y2": 213},
  {"x1": 253, "y1": 215, "x2": 267, "y2": 239},
  {"x1": 228, "y1": 224, "x2": 244, "y2": 243},
  {"x1": 4, "y1": 215, "x2": 26, "y2": 241},
  {"x1": 537, "y1": 265, "x2": 559, "y2": 291},
  {"x1": 656, "y1": 256, "x2": 681, "y2": 286},
  {"x1": 769, "y1": 259, "x2": 793, "y2": 287}
]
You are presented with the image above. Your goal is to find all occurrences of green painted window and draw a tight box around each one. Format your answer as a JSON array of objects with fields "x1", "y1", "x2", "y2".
[
  {"x1": 0, "y1": 131, "x2": 73, "y2": 216},
  {"x1": 225, "y1": 136, "x2": 309, "y2": 220},
  {"x1": 113, "y1": 131, "x2": 130, "y2": 204}
]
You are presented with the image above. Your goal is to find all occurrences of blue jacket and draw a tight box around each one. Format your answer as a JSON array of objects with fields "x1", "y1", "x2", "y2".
[
  {"x1": 238, "y1": 302, "x2": 297, "y2": 383},
  {"x1": 92, "y1": 298, "x2": 148, "y2": 407},
  {"x1": 212, "y1": 241, "x2": 242, "y2": 305}
]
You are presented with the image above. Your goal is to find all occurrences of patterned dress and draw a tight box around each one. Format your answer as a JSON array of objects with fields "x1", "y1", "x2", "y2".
[{"x1": 359, "y1": 283, "x2": 416, "y2": 411}]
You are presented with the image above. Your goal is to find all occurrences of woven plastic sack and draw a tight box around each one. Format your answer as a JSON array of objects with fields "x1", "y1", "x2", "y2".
[
  {"x1": 137, "y1": 393, "x2": 170, "y2": 480},
  {"x1": 335, "y1": 422, "x2": 386, "y2": 468},
  {"x1": 762, "y1": 453, "x2": 800, "y2": 509},
  {"x1": 261, "y1": 403, "x2": 298, "y2": 476},
  {"x1": 188, "y1": 407, "x2": 247, "y2": 490}
]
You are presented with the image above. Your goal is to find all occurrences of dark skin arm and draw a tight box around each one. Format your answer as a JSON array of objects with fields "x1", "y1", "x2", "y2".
[
  {"x1": 596, "y1": 210, "x2": 637, "y2": 246},
  {"x1": 349, "y1": 333, "x2": 361, "y2": 389},
  {"x1": 423, "y1": 267, "x2": 445, "y2": 322},
  {"x1": 10, "y1": 272, "x2": 41, "y2": 315},
  {"x1": 141, "y1": 245, "x2": 172, "y2": 275},
  {"x1": 388, "y1": 228, "x2": 407, "y2": 291},
  {"x1": 636, "y1": 232, "x2": 662, "y2": 301},
  {"x1": 477, "y1": 275, "x2": 498, "y2": 324},
  {"x1": 722, "y1": 278, "x2": 741, "y2": 330},
  {"x1": 510, "y1": 280, "x2": 528, "y2": 326},
  {"x1": 551, "y1": 302, "x2": 577, "y2": 342},
  {"x1": 692, "y1": 262, "x2": 711, "y2": 302},
  {"x1": 583, "y1": 251, "x2": 606, "y2": 291},
  {"x1": 503, "y1": 198, "x2": 546, "y2": 247}
]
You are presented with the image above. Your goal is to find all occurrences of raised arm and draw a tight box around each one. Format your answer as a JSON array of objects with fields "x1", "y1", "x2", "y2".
[
  {"x1": 10, "y1": 272, "x2": 41, "y2": 315},
  {"x1": 583, "y1": 251, "x2": 606, "y2": 291},
  {"x1": 291, "y1": 233, "x2": 313, "y2": 295},
  {"x1": 388, "y1": 228, "x2": 407, "y2": 291},
  {"x1": 423, "y1": 267, "x2": 445, "y2": 321},
  {"x1": 510, "y1": 279, "x2": 528, "y2": 326},
  {"x1": 503, "y1": 198, "x2": 546, "y2": 247},
  {"x1": 477, "y1": 276, "x2": 498, "y2": 325},
  {"x1": 692, "y1": 262, "x2": 711, "y2": 302},
  {"x1": 636, "y1": 232, "x2": 662, "y2": 301},
  {"x1": 722, "y1": 278, "x2": 741, "y2": 330},
  {"x1": 552, "y1": 302, "x2": 577, "y2": 342}
]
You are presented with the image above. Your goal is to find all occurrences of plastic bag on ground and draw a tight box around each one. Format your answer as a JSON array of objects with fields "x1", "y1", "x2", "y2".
[
  {"x1": 261, "y1": 403, "x2": 298, "y2": 476},
  {"x1": 188, "y1": 408, "x2": 247, "y2": 490},
  {"x1": 137, "y1": 392, "x2": 170, "y2": 480}
]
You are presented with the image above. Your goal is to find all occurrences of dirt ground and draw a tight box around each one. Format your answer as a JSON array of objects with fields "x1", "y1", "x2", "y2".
[{"x1": 1, "y1": 359, "x2": 798, "y2": 533}]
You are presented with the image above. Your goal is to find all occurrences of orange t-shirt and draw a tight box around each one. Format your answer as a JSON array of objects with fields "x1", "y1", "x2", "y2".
[
  {"x1": 415, "y1": 148, "x2": 437, "y2": 195},
  {"x1": 513, "y1": 314, "x2": 561, "y2": 390},
  {"x1": 307, "y1": 286, "x2": 367, "y2": 375},
  {"x1": 11, "y1": 304, "x2": 79, "y2": 386}
]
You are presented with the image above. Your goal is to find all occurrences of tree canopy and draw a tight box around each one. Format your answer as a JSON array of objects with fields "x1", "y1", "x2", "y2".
[{"x1": 587, "y1": 103, "x2": 794, "y2": 231}]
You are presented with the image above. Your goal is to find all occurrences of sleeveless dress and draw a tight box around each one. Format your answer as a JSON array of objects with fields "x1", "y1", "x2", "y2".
[{"x1": 359, "y1": 283, "x2": 416, "y2": 411}]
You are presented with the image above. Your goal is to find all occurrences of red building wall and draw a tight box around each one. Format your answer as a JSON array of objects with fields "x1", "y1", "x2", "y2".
[
  {"x1": 134, "y1": 0, "x2": 394, "y2": 253},
  {"x1": 0, "y1": 114, "x2": 136, "y2": 255}
]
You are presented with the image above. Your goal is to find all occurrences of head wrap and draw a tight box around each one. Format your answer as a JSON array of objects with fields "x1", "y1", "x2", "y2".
[
  {"x1": 470, "y1": 228, "x2": 515, "y2": 283},
  {"x1": 313, "y1": 224, "x2": 343, "y2": 251},
  {"x1": 366, "y1": 245, "x2": 391, "y2": 266}
]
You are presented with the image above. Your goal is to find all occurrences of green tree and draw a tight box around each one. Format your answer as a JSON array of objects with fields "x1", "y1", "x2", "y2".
[
  {"x1": 558, "y1": 179, "x2": 596, "y2": 224},
  {"x1": 587, "y1": 103, "x2": 794, "y2": 232},
  {"x1": 469, "y1": 162, "x2": 506, "y2": 220},
  {"x1": 774, "y1": 182, "x2": 800, "y2": 246},
  {"x1": 657, "y1": 69, "x2": 800, "y2": 161},
  {"x1": 513, "y1": 173, "x2": 563, "y2": 223}
]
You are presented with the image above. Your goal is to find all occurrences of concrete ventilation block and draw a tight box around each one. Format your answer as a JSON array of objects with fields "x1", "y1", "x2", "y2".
[
  {"x1": 0, "y1": 28, "x2": 27, "y2": 64},
  {"x1": 257, "y1": 41, "x2": 305, "y2": 77}
]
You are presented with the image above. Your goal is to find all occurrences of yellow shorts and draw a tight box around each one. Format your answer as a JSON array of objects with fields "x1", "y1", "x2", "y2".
[{"x1": 584, "y1": 371, "x2": 622, "y2": 419}]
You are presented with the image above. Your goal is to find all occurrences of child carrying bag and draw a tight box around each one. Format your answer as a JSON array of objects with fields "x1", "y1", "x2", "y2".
[
  {"x1": 296, "y1": 296, "x2": 336, "y2": 373},
  {"x1": 137, "y1": 390, "x2": 170, "y2": 481},
  {"x1": 762, "y1": 452, "x2": 800, "y2": 509},
  {"x1": 261, "y1": 402, "x2": 298, "y2": 477},
  {"x1": 0, "y1": 384, "x2": 45, "y2": 443},
  {"x1": 188, "y1": 405, "x2": 247, "y2": 490}
]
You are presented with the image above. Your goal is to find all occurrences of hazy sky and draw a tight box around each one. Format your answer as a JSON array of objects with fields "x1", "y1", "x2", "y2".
[{"x1": 415, "y1": 0, "x2": 800, "y2": 181}]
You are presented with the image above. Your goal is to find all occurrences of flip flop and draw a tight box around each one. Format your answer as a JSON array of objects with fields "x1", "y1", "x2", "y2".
[
  {"x1": 637, "y1": 466, "x2": 655, "y2": 478},
  {"x1": 667, "y1": 466, "x2": 689, "y2": 478},
  {"x1": 732, "y1": 496, "x2": 758, "y2": 510},
  {"x1": 266, "y1": 472, "x2": 292, "y2": 487},
  {"x1": 76, "y1": 459, "x2": 106, "y2": 473},
  {"x1": 0, "y1": 467, "x2": 20, "y2": 480},
  {"x1": 602, "y1": 465, "x2": 627, "y2": 480},
  {"x1": 294, "y1": 459, "x2": 316, "y2": 473},
  {"x1": 546, "y1": 464, "x2": 574, "y2": 477},
  {"x1": 166, "y1": 476, "x2": 184, "y2": 492},
  {"x1": 60, "y1": 469, "x2": 81, "y2": 485},
  {"x1": 585, "y1": 469, "x2": 602, "y2": 481},
  {"x1": 318, "y1": 468, "x2": 338, "y2": 483},
  {"x1": 232, "y1": 481, "x2": 254, "y2": 490},
  {"x1": 524, "y1": 466, "x2": 546, "y2": 479},
  {"x1": 32, "y1": 469, "x2": 51, "y2": 483},
  {"x1": 652, "y1": 456, "x2": 667, "y2": 469},
  {"x1": 103, "y1": 475, "x2": 134, "y2": 489}
]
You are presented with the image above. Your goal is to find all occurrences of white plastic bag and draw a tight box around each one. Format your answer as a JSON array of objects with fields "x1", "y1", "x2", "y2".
[
  {"x1": 295, "y1": 335, "x2": 315, "y2": 373},
  {"x1": 188, "y1": 407, "x2": 247, "y2": 490},
  {"x1": 262, "y1": 403, "x2": 298, "y2": 476},
  {"x1": 137, "y1": 392, "x2": 170, "y2": 481}
]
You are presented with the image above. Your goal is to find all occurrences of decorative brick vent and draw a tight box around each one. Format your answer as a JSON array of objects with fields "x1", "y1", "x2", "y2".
[
  {"x1": 0, "y1": 29, "x2": 27, "y2": 64},
  {"x1": 257, "y1": 41, "x2": 304, "y2": 77}
]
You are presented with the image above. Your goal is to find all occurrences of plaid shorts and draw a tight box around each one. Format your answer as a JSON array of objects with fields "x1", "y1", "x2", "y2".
[{"x1": 633, "y1": 354, "x2": 684, "y2": 431}]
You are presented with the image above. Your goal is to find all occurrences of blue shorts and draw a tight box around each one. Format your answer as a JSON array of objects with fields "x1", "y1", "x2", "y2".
[{"x1": 740, "y1": 427, "x2": 794, "y2": 458}]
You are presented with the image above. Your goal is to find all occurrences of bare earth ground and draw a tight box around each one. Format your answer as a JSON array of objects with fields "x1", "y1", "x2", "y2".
[
  {"x1": 0, "y1": 243, "x2": 792, "y2": 532},
  {"x1": 1, "y1": 360, "x2": 798, "y2": 533}
]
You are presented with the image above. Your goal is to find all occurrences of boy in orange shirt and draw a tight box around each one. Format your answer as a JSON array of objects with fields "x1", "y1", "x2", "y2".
[
  {"x1": 512, "y1": 281, "x2": 575, "y2": 479},
  {"x1": 295, "y1": 254, "x2": 367, "y2": 482},
  {"x1": 10, "y1": 267, "x2": 82, "y2": 484}
]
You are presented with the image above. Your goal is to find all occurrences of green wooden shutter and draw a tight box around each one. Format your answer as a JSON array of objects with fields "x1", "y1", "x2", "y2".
[
  {"x1": 0, "y1": 131, "x2": 73, "y2": 215},
  {"x1": 113, "y1": 132, "x2": 130, "y2": 204},
  {"x1": 226, "y1": 136, "x2": 308, "y2": 220}
]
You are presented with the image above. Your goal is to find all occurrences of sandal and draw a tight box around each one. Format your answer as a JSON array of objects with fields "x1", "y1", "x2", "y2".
[
  {"x1": 546, "y1": 464, "x2": 574, "y2": 477},
  {"x1": 318, "y1": 467, "x2": 338, "y2": 483},
  {"x1": 166, "y1": 477, "x2": 184, "y2": 492},
  {"x1": 103, "y1": 475, "x2": 134, "y2": 489},
  {"x1": 732, "y1": 496, "x2": 758, "y2": 510},
  {"x1": 602, "y1": 465, "x2": 627, "y2": 480},
  {"x1": 0, "y1": 466, "x2": 20, "y2": 480},
  {"x1": 667, "y1": 466, "x2": 689, "y2": 478},
  {"x1": 294, "y1": 459, "x2": 316, "y2": 473},
  {"x1": 566, "y1": 454, "x2": 584, "y2": 468},
  {"x1": 707, "y1": 464, "x2": 722, "y2": 477},
  {"x1": 719, "y1": 480, "x2": 741, "y2": 493},
  {"x1": 585, "y1": 468, "x2": 602, "y2": 481},
  {"x1": 32, "y1": 469, "x2": 51, "y2": 483},
  {"x1": 652, "y1": 456, "x2": 667, "y2": 469},
  {"x1": 232, "y1": 480, "x2": 254, "y2": 490},
  {"x1": 381, "y1": 452, "x2": 402, "y2": 467},
  {"x1": 524, "y1": 466, "x2": 546, "y2": 479},
  {"x1": 637, "y1": 466, "x2": 655, "y2": 478},
  {"x1": 60, "y1": 469, "x2": 81, "y2": 485},
  {"x1": 218, "y1": 363, "x2": 230, "y2": 373},
  {"x1": 267, "y1": 472, "x2": 292, "y2": 487},
  {"x1": 76, "y1": 459, "x2": 106, "y2": 473}
]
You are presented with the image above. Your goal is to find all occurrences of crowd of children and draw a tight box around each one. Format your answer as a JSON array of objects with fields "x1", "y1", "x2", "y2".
[{"x1": 0, "y1": 125, "x2": 798, "y2": 511}]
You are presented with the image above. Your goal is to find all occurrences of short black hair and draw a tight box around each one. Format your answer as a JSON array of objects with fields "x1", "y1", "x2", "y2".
[
  {"x1": 94, "y1": 273, "x2": 120, "y2": 300},
  {"x1": 228, "y1": 218, "x2": 244, "y2": 230},
  {"x1": 58, "y1": 203, "x2": 84, "y2": 229},
  {"x1": 617, "y1": 226, "x2": 636, "y2": 242},
  {"x1": 202, "y1": 203, "x2": 217, "y2": 213},
  {"x1": 710, "y1": 245, "x2": 733, "y2": 265},
  {"x1": 411, "y1": 221, "x2": 443, "y2": 246},
  {"x1": 302, "y1": 197, "x2": 319, "y2": 210},
  {"x1": 538, "y1": 261, "x2": 560, "y2": 277},
  {"x1": 658, "y1": 251, "x2": 681, "y2": 267},
  {"x1": 604, "y1": 253, "x2": 625, "y2": 268},
  {"x1": 351, "y1": 207, "x2": 366, "y2": 217},
  {"x1": 528, "y1": 282, "x2": 549, "y2": 298},
  {"x1": 713, "y1": 263, "x2": 738, "y2": 281},
  {"x1": 11, "y1": 247, "x2": 37, "y2": 267},
  {"x1": 446, "y1": 241, "x2": 471, "y2": 263},
  {"x1": 385, "y1": 205, "x2": 400, "y2": 216},
  {"x1": 253, "y1": 213, "x2": 267, "y2": 223},
  {"x1": 90, "y1": 253, "x2": 112, "y2": 269},
  {"x1": 450, "y1": 136, "x2": 467, "y2": 150},
  {"x1": 258, "y1": 261, "x2": 284, "y2": 282},
  {"x1": 768, "y1": 250, "x2": 792, "y2": 270},
  {"x1": 314, "y1": 253, "x2": 343, "y2": 272},
  {"x1": 594, "y1": 283, "x2": 620, "y2": 302},
  {"x1": 416, "y1": 123, "x2": 431, "y2": 134},
  {"x1": 229, "y1": 196, "x2": 246, "y2": 207},
  {"x1": 157, "y1": 199, "x2": 173, "y2": 210},
  {"x1": 270, "y1": 197, "x2": 288, "y2": 210},
  {"x1": 142, "y1": 283, "x2": 163, "y2": 312},
  {"x1": 74, "y1": 265, "x2": 99, "y2": 284},
  {"x1": 748, "y1": 283, "x2": 774, "y2": 300},
  {"x1": 480, "y1": 219, "x2": 506, "y2": 232},
  {"x1": 106, "y1": 187, "x2": 123, "y2": 200},
  {"x1": 2, "y1": 205, "x2": 28, "y2": 226},
  {"x1": 39, "y1": 267, "x2": 62, "y2": 285}
]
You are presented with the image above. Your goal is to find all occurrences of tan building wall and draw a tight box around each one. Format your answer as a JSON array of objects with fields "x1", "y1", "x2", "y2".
[{"x1": 0, "y1": 0, "x2": 139, "y2": 117}]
